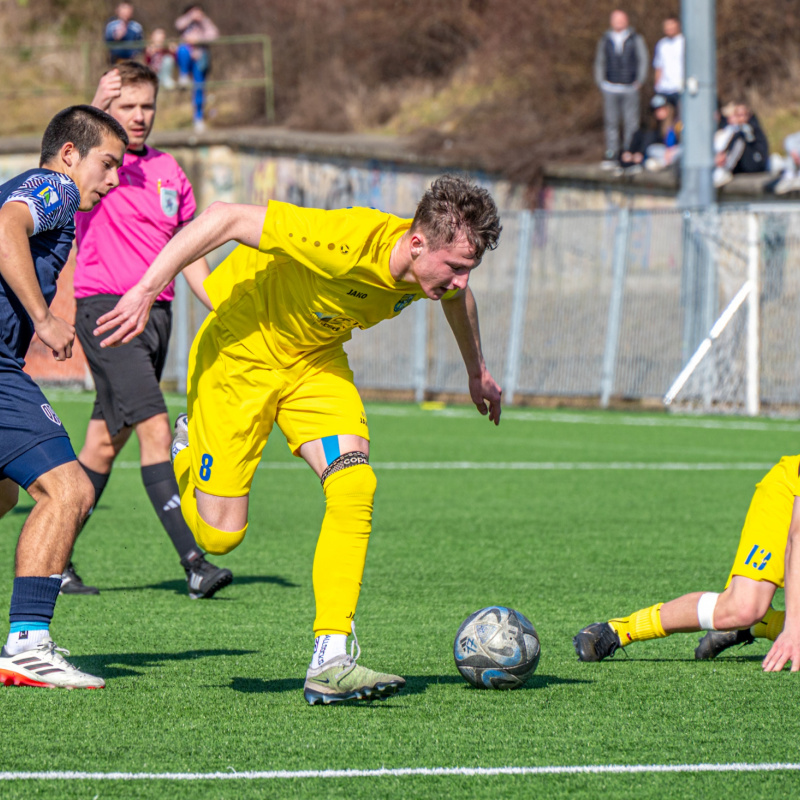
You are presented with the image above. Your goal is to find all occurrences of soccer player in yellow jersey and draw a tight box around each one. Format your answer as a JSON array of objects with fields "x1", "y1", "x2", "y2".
[
  {"x1": 94, "y1": 175, "x2": 503, "y2": 702},
  {"x1": 574, "y1": 455, "x2": 800, "y2": 672}
]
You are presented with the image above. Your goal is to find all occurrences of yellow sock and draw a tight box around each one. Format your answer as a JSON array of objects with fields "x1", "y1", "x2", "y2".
[
  {"x1": 610, "y1": 603, "x2": 667, "y2": 646},
  {"x1": 751, "y1": 607, "x2": 785, "y2": 641},
  {"x1": 313, "y1": 464, "x2": 376, "y2": 636}
]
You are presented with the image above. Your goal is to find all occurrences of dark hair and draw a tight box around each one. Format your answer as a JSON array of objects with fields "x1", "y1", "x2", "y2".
[
  {"x1": 411, "y1": 174, "x2": 502, "y2": 260},
  {"x1": 182, "y1": 3, "x2": 203, "y2": 13},
  {"x1": 40, "y1": 105, "x2": 128, "y2": 167},
  {"x1": 106, "y1": 59, "x2": 159, "y2": 94}
]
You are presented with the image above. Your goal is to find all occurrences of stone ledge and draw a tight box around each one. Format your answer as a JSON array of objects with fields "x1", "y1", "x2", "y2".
[{"x1": 543, "y1": 162, "x2": 780, "y2": 201}]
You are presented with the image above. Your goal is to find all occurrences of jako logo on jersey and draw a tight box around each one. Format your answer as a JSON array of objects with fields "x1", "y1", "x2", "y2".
[
  {"x1": 41, "y1": 404, "x2": 62, "y2": 426},
  {"x1": 160, "y1": 188, "x2": 179, "y2": 217},
  {"x1": 394, "y1": 293, "x2": 415, "y2": 312},
  {"x1": 347, "y1": 289, "x2": 367, "y2": 299},
  {"x1": 36, "y1": 183, "x2": 63, "y2": 214}
]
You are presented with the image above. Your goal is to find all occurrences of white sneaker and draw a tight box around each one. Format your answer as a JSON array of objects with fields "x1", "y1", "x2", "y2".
[
  {"x1": 600, "y1": 159, "x2": 618, "y2": 171},
  {"x1": 773, "y1": 175, "x2": 800, "y2": 195},
  {"x1": 713, "y1": 167, "x2": 734, "y2": 188},
  {"x1": 171, "y1": 413, "x2": 189, "y2": 461},
  {"x1": 193, "y1": 119, "x2": 206, "y2": 134},
  {"x1": 177, "y1": 74, "x2": 191, "y2": 89},
  {"x1": 0, "y1": 639, "x2": 104, "y2": 689}
]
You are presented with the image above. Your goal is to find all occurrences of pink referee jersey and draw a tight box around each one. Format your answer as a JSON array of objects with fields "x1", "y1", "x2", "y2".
[{"x1": 74, "y1": 145, "x2": 196, "y2": 302}]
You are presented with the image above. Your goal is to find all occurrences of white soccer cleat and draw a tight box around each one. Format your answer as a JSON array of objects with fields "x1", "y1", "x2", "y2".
[
  {"x1": 0, "y1": 639, "x2": 105, "y2": 689},
  {"x1": 171, "y1": 413, "x2": 189, "y2": 461}
]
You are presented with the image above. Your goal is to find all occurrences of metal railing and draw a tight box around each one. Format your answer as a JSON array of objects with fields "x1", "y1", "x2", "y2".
[{"x1": 168, "y1": 202, "x2": 800, "y2": 416}]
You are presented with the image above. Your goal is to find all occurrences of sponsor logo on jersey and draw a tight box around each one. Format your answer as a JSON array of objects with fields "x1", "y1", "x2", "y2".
[
  {"x1": 312, "y1": 312, "x2": 362, "y2": 333},
  {"x1": 41, "y1": 404, "x2": 62, "y2": 426},
  {"x1": 347, "y1": 289, "x2": 367, "y2": 299},
  {"x1": 36, "y1": 183, "x2": 63, "y2": 214},
  {"x1": 160, "y1": 187, "x2": 179, "y2": 217},
  {"x1": 393, "y1": 293, "x2": 415, "y2": 313}
]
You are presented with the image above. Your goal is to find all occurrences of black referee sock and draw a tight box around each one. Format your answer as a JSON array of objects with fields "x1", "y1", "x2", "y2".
[{"x1": 141, "y1": 461, "x2": 200, "y2": 561}]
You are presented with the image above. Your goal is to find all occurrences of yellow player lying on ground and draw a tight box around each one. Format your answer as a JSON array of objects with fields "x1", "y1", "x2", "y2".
[
  {"x1": 574, "y1": 455, "x2": 800, "y2": 672},
  {"x1": 93, "y1": 175, "x2": 503, "y2": 703}
]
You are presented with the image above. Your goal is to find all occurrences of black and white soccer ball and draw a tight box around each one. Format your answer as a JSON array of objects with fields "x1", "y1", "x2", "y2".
[{"x1": 453, "y1": 606, "x2": 540, "y2": 689}]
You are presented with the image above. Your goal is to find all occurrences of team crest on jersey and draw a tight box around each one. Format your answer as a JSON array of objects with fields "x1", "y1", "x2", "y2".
[
  {"x1": 41, "y1": 404, "x2": 62, "y2": 426},
  {"x1": 160, "y1": 188, "x2": 179, "y2": 217},
  {"x1": 36, "y1": 183, "x2": 62, "y2": 214},
  {"x1": 394, "y1": 293, "x2": 415, "y2": 313}
]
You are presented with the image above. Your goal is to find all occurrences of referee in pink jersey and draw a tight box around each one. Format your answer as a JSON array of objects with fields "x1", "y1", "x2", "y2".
[{"x1": 65, "y1": 61, "x2": 232, "y2": 599}]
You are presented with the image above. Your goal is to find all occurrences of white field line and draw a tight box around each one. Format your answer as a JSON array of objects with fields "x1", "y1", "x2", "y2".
[
  {"x1": 2, "y1": 762, "x2": 800, "y2": 781},
  {"x1": 366, "y1": 405, "x2": 800, "y2": 432},
  {"x1": 115, "y1": 461, "x2": 771, "y2": 471}
]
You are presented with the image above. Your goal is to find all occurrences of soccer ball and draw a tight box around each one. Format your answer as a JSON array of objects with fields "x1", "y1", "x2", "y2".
[{"x1": 453, "y1": 606, "x2": 540, "y2": 689}]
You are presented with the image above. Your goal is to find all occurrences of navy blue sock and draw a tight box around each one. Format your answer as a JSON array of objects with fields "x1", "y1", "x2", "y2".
[{"x1": 9, "y1": 576, "x2": 61, "y2": 627}]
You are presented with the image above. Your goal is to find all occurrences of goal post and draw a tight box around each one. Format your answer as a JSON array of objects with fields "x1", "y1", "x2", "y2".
[{"x1": 664, "y1": 212, "x2": 760, "y2": 415}]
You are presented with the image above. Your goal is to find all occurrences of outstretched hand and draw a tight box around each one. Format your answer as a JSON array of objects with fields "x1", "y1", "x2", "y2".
[
  {"x1": 762, "y1": 628, "x2": 800, "y2": 672},
  {"x1": 93, "y1": 284, "x2": 154, "y2": 347},
  {"x1": 468, "y1": 370, "x2": 502, "y2": 425}
]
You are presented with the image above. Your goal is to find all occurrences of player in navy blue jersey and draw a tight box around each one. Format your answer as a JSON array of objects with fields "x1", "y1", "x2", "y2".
[{"x1": 0, "y1": 105, "x2": 127, "y2": 689}]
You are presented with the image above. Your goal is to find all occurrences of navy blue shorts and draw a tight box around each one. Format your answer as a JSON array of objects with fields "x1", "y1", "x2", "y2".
[{"x1": 0, "y1": 360, "x2": 75, "y2": 488}]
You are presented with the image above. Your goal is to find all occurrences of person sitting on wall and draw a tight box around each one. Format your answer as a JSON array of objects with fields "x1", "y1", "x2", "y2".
[
  {"x1": 713, "y1": 103, "x2": 769, "y2": 189},
  {"x1": 618, "y1": 94, "x2": 681, "y2": 174}
]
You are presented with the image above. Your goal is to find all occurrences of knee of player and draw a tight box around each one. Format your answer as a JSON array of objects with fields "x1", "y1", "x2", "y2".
[
  {"x1": 322, "y1": 458, "x2": 377, "y2": 502},
  {"x1": 194, "y1": 512, "x2": 247, "y2": 555},
  {"x1": 715, "y1": 592, "x2": 770, "y2": 630}
]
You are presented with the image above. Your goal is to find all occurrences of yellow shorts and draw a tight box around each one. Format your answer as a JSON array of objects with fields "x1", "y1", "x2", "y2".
[
  {"x1": 185, "y1": 312, "x2": 370, "y2": 497},
  {"x1": 725, "y1": 456, "x2": 800, "y2": 588}
]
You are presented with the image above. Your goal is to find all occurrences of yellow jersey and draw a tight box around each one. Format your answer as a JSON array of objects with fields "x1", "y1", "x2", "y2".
[{"x1": 203, "y1": 202, "x2": 428, "y2": 366}]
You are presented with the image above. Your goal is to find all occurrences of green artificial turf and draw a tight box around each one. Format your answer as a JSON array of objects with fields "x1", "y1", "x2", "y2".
[{"x1": 2, "y1": 392, "x2": 800, "y2": 799}]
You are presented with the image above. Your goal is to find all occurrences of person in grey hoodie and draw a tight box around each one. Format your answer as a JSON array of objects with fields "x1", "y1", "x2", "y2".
[{"x1": 594, "y1": 9, "x2": 649, "y2": 167}]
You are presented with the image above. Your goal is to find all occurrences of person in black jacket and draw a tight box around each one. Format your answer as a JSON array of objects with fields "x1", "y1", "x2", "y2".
[
  {"x1": 619, "y1": 94, "x2": 681, "y2": 174},
  {"x1": 594, "y1": 9, "x2": 649, "y2": 168},
  {"x1": 713, "y1": 103, "x2": 769, "y2": 188}
]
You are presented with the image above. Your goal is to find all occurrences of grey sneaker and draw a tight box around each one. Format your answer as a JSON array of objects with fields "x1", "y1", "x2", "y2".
[
  {"x1": 573, "y1": 622, "x2": 622, "y2": 662},
  {"x1": 171, "y1": 413, "x2": 189, "y2": 461},
  {"x1": 695, "y1": 628, "x2": 755, "y2": 660},
  {"x1": 0, "y1": 639, "x2": 104, "y2": 689},
  {"x1": 60, "y1": 561, "x2": 99, "y2": 595},
  {"x1": 304, "y1": 626, "x2": 405, "y2": 705}
]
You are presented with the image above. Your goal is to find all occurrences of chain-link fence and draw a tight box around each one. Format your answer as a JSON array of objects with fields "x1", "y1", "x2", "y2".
[{"x1": 169, "y1": 204, "x2": 800, "y2": 416}]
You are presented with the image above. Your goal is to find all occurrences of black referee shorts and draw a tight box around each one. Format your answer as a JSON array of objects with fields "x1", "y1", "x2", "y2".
[{"x1": 76, "y1": 294, "x2": 172, "y2": 437}]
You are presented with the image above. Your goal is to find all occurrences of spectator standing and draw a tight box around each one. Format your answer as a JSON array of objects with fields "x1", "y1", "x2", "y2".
[
  {"x1": 594, "y1": 10, "x2": 649, "y2": 169},
  {"x1": 175, "y1": 4, "x2": 219, "y2": 134},
  {"x1": 713, "y1": 103, "x2": 769, "y2": 188},
  {"x1": 652, "y1": 16, "x2": 684, "y2": 111},
  {"x1": 105, "y1": 2, "x2": 144, "y2": 65},
  {"x1": 145, "y1": 28, "x2": 177, "y2": 91}
]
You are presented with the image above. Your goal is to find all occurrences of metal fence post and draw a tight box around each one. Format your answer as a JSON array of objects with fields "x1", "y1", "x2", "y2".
[
  {"x1": 175, "y1": 274, "x2": 190, "y2": 395},
  {"x1": 413, "y1": 299, "x2": 429, "y2": 403},
  {"x1": 600, "y1": 208, "x2": 630, "y2": 408},
  {"x1": 746, "y1": 211, "x2": 760, "y2": 416},
  {"x1": 503, "y1": 210, "x2": 534, "y2": 405}
]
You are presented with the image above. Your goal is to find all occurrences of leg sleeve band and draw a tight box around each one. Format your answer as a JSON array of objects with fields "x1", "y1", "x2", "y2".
[{"x1": 697, "y1": 592, "x2": 720, "y2": 631}]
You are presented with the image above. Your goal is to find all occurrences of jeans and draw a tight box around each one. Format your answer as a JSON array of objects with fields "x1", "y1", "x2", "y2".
[{"x1": 177, "y1": 44, "x2": 210, "y2": 122}]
